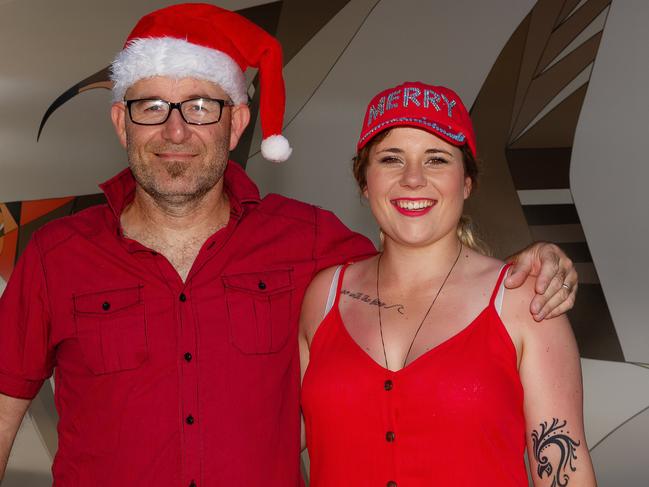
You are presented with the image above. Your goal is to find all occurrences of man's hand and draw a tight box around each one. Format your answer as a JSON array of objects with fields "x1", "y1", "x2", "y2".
[{"x1": 505, "y1": 242, "x2": 577, "y2": 321}]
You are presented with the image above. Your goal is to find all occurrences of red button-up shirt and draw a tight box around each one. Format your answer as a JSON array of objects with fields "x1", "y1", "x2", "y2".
[{"x1": 0, "y1": 161, "x2": 375, "y2": 486}]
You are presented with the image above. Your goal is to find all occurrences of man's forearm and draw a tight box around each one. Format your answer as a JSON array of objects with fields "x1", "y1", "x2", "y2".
[{"x1": 0, "y1": 394, "x2": 31, "y2": 480}]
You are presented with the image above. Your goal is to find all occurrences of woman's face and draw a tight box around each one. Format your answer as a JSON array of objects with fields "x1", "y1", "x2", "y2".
[{"x1": 364, "y1": 127, "x2": 471, "y2": 249}]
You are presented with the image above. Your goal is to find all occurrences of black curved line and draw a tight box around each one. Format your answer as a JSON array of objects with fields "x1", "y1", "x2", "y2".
[
  {"x1": 37, "y1": 66, "x2": 111, "y2": 141},
  {"x1": 589, "y1": 403, "x2": 649, "y2": 452},
  {"x1": 247, "y1": 0, "x2": 383, "y2": 160}
]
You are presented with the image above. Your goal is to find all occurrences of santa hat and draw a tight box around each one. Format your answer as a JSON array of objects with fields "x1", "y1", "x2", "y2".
[{"x1": 110, "y1": 3, "x2": 291, "y2": 163}]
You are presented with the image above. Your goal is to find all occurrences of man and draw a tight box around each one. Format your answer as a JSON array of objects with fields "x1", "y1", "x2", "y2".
[{"x1": 0, "y1": 4, "x2": 577, "y2": 486}]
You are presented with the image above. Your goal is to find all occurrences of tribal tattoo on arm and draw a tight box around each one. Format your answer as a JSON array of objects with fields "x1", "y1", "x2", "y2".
[
  {"x1": 341, "y1": 289, "x2": 405, "y2": 314},
  {"x1": 532, "y1": 418, "x2": 580, "y2": 487}
]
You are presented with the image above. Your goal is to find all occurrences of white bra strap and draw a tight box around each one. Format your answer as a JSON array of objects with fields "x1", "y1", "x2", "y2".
[
  {"x1": 324, "y1": 265, "x2": 343, "y2": 318},
  {"x1": 494, "y1": 264, "x2": 508, "y2": 317}
]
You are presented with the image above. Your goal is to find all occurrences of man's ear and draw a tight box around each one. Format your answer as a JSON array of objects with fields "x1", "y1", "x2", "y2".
[
  {"x1": 110, "y1": 102, "x2": 128, "y2": 149},
  {"x1": 229, "y1": 104, "x2": 251, "y2": 151}
]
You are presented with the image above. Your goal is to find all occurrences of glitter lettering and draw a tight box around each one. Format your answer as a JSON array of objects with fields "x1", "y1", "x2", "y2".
[
  {"x1": 423, "y1": 89, "x2": 441, "y2": 110},
  {"x1": 386, "y1": 90, "x2": 401, "y2": 110},
  {"x1": 441, "y1": 94, "x2": 457, "y2": 118},
  {"x1": 367, "y1": 96, "x2": 386, "y2": 126},
  {"x1": 403, "y1": 87, "x2": 421, "y2": 107}
]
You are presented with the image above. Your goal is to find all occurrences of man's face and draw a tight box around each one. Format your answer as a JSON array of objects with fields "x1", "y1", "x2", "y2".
[{"x1": 111, "y1": 76, "x2": 249, "y2": 205}]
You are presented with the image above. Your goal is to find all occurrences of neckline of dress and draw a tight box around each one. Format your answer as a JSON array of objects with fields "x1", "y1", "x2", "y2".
[{"x1": 333, "y1": 301, "x2": 495, "y2": 375}]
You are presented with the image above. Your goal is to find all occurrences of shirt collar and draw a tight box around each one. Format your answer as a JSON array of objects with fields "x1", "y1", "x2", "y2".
[{"x1": 99, "y1": 160, "x2": 262, "y2": 221}]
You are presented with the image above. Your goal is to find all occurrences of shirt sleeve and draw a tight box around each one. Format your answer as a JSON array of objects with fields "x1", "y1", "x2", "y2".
[
  {"x1": 0, "y1": 234, "x2": 54, "y2": 399},
  {"x1": 313, "y1": 207, "x2": 377, "y2": 272}
]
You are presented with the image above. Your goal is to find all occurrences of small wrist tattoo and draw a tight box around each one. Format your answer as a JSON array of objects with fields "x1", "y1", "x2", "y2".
[
  {"x1": 532, "y1": 418, "x2": 580, "y2": 487},
  {"x1": 341, "y1": 289, "x2": 405, "y2": 314}
]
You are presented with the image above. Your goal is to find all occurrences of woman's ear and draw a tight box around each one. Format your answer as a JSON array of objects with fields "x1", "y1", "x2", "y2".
[{"x1": 463, "y1": 176, "x2": 472, "y2": 200}]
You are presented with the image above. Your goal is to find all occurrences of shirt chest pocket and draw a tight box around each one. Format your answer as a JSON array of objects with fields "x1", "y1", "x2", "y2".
[
  {"x1": 73, "y1": 286, "x2": 148, "y2": 375},
  {"x1": 223, "y1": 269, "x2": 294, "y2": 354}
]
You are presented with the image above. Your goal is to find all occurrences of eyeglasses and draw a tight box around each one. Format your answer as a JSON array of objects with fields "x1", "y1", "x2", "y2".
[{"x1": 124, "y1": 98, "x2": 235, "y2": 126}]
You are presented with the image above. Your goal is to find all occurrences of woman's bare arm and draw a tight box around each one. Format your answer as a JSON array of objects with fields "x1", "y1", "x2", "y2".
[
  {"x1": 502, "y1": 277, "x2": 596, "y2": 487},
  {"x1": 298, "y1": 266, "x2": 339, "y2": 452}
]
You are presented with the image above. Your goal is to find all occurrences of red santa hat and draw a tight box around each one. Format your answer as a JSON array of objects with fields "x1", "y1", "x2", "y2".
[{"x1": 110, "y1": 3, "x2": 292, "y2": 163}]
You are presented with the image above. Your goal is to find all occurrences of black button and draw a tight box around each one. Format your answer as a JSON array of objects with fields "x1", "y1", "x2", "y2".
[
  {"x1": 102, "y1": 301, "x2": 110, "y2": 311},
  {"x1": 186, "y1": 415, "x2": 194, "y2": 425},
  {"x1": 184, "y1": 352, "x2": 193, "y2": 362},
  {"x1": 179, "y1": 293, "x2": 187, "y2": 302},
  {"x1": 384, "y1": 379, "x2": 393, "y2": 391},
  {"x1": 189, "y1": 482, "x2": 196, "y2": 487},
  {"x1": 258, "y1": 280, "x2": 266, "y2": 290},
  {"x1": 387, "y1": 482, "x2": 397, "y2": 487},
  {"x1": 386, "y1": 431, "x2": 395, "y2": 442}
]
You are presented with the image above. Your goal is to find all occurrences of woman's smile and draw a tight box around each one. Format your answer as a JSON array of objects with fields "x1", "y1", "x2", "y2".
[{"x1": 391, "y1": 198, "x2": 437, "y2": 216}]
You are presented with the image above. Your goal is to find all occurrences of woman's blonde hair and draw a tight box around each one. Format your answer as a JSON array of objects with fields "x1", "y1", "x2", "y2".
[{"x1": 352, "y1": 129, "x2": 489, "y2": 254}]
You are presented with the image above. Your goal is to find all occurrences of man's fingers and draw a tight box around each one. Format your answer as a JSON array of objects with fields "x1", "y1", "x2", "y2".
[
  {"x1": 504, "y1": 250, "x2": 535, "y2": 289},
  {"x1": 530, "y1": 271, "x2": 564, "y2": 317},
  {"x1": 531, "y1": 276, "x2": 577, "y2": 320},
  {"x1": 562, "y1": 266, "x2": 579, "y2": 293},
  {"x1": 534, "y1": 247, "x2": 563, "y2": 295},
  {"x1": 539, "y1": 283, "x2": 578, "y2": 320},
  {"x1": 504, "y1": 263, "x2": 528, "y2": 288}
]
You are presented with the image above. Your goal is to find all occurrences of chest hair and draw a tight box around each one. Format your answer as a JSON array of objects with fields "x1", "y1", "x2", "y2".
[{"x1": 125, "y1": 223, "x2": 224, "y2": 282}]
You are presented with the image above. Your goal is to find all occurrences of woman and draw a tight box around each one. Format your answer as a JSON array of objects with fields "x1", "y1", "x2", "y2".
[{"x1": 299, "y1": 82, "x2": 596, "y2": 486}]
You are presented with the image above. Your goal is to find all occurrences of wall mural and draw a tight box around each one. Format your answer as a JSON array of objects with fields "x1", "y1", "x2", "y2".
[
  {"x1": 467, "y1": 0, "x2": 622, "y2": 362},
  {"x1": 0, "y1": 0, "x2": 647, "y2": 485}
]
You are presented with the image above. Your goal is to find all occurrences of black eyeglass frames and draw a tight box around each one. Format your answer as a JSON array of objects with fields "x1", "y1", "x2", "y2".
[{"x1": 124, "y1": 97, "x2": 235, "y2": 126}]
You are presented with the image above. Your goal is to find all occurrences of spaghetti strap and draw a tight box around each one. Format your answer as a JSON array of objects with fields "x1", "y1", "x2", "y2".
[
  {"x1": 489, "y1": 263, "x2": 512, "y2": 307},
  {"x1": 333, "y1": 263, "x2": 351, "y2": 308},
  {"x1": 323, "y1": 263, "x2": 352, "y2": 318},
  {"x1": 324, "y1": 266, "x2": 343, "y2": 317}
]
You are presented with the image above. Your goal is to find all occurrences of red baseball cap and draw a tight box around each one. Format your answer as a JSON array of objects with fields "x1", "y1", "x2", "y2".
[{"x1": 357, "y1": 81, "x2": 477, "y2": 157}]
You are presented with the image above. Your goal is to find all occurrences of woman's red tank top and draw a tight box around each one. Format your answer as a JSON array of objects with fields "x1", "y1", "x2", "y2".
[{"x1": 301, "y1": 263, "x2": 526, "y2": 486}]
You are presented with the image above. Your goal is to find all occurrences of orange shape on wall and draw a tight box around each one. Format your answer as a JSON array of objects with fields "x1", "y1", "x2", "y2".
[
  {"x1": 20, "y1": 197, "x2": 74, "y2": 226},
  {"x1": 0, "y1": 229, "x2": 18, "y2": 281},
  {"x1": 0, "y1": 203, "x2": 19, "y2": 234}
]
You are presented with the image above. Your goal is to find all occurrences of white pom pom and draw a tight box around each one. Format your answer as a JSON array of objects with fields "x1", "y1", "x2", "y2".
[{"x1": 261, "y1": 135, "x2": 292, "y2": 163}]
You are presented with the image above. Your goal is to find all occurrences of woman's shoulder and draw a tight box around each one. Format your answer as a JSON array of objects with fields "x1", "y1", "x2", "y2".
[
  {"x1": 308, "y1": 256, "x2": 373, "y2": 293},
  {"x1": 500, "y1": 271, "x2": 573, "y2": 347},
  {"x1": 461, "y1": 249, "x2": 506, "y2": 282}
]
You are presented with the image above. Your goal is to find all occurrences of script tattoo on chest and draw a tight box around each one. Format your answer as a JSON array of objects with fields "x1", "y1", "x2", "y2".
[
  {"x1": 532, "y1": 418, "x2": 580, "y2": 487},
  {"x1": 341, "y1": 289, "x2": 405, "y2": 314}
]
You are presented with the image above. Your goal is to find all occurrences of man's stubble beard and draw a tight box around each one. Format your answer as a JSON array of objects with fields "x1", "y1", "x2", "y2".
[{"x1": 126, "y1": 129, "x2": 230, "y2": 206}]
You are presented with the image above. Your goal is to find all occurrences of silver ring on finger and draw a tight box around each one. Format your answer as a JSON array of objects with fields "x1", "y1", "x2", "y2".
[{"x1": 561, "y1": 282, "x2": 571, "y2": 291}]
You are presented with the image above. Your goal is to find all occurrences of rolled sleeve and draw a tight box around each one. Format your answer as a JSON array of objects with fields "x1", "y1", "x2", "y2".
[
  {"x1": 313, "y1": 207, "x2": 376, "y2": 270},
  {"x1": 0, "y1": 234, "x2": 53, "y2": 400}
]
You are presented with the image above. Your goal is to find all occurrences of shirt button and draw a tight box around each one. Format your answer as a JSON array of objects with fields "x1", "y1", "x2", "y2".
[
  {"x1": 384, "y1": 379, "x2": 393, "y2": 391},
  {"x1": 387, "y1": 482, "x2": 397, "y2": 487},
  {"x1": 258, "y1": 280, "x2": 266, "y2": 290},
  {"x1": 184, "y1": 352, "x2": 193, "y2": 362},
  {"x1": 386, "y1": 431, "x2": 395, "y2": 442},
  {"x1": 102, "y1": 301, "x2": 110, "y2": 311},
  {"x1": 179, "y1": 293, "x2": 187, "y2": 302},
  {"x1": 189, "y1": 482, "x2": 197, "y2": 487},
  {"x1": 186, "y1": 415, "x2": 195, "y2": 425}
]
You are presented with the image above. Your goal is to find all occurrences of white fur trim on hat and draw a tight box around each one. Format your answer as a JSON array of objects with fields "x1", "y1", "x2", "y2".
[
  {"x1": 261, "y1": 134, "x2": 292, "y2": 163},
  {"x1": 110, "y1": 37, "x2": 248, "y2": 104}
]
